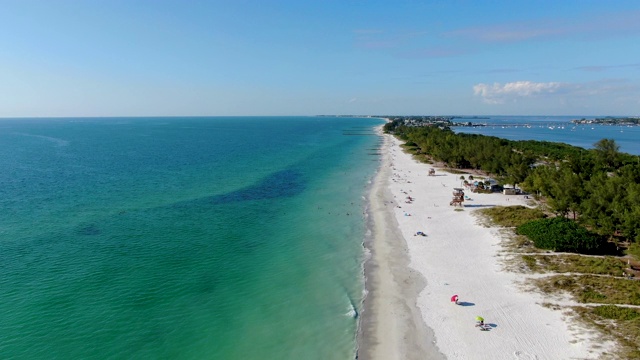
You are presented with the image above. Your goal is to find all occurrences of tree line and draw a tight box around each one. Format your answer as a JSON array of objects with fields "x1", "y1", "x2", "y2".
[{"x1": 384, "y1": 121, "x2": 640, "y2": 244}]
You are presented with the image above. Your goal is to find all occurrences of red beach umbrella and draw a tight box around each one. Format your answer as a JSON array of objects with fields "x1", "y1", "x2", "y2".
[{"x1": 451, "y1": 295, "x2": 458, "y2": 303}]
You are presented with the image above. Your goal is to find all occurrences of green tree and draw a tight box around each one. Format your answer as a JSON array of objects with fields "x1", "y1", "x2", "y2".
[
  {"x1": 593, "y1": 138, "x2": 620, "y2": 170},
  {"x1": 547, "y1": 166, "x2": 584, "y2": 219}
]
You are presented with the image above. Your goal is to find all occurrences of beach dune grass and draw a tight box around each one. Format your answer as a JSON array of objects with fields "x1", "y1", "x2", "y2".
[
  {"x1": 593, "y1": 305, "x2": 640, "y2": 321},
  {"x1": 535, "y1": 275, "x2": 640, "y2": 305},
  {"x1": 522, "y1": 255, "x2": 538, "y2": 270},
  {"x1": 479, "y1": 205, "x2": 546, "y2": 228},
  {"x1": 575, "y1": 305, "x2": 640, "y2": 359},
  {"x1": 530, "y1": 254, "x2": 627, "y2": 275}
]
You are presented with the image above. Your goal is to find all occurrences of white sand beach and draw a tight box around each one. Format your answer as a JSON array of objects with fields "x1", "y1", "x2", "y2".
[{"x1": 358, "y1": 131, "x2": 611, "y2": 359}]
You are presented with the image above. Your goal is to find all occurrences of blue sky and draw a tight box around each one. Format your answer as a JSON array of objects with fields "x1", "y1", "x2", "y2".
[{"x1": 1, "y1": 0, "x2": 639, "y2": 117}]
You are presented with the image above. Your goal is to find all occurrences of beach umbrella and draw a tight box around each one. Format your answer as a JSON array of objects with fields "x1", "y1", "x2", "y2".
[
  {"x1": 475, "y1": 316, "x2": 484, "y2": 322},
  {"x1": 450, "y1": 295, "x2": 458, "y2": 302}
]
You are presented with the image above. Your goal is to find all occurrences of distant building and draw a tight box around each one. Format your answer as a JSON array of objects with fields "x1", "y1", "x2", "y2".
[{"x1": 503, "y1": 184, "x2": 520, "y2": 195}]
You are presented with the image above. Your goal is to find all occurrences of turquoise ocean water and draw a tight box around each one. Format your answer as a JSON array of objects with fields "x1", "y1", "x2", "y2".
[
  {"x1": 0, "y1": 116, "x2": 384, "y2": 359},
  {"x1": 454, "y1": 116, "x2": 640, "y2": 155}
]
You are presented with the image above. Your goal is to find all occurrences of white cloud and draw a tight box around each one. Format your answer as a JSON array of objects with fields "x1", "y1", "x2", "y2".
[{"x1": 473, "y1": 81, "x2": 564, "y2": 104}]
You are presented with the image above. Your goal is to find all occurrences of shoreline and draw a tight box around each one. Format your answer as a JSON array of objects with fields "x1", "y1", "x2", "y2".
[
  {"x1": 356, "y1": 127, "x2": 445, "y2": 360},
  {"x1": 357, "y1": 130, "x2": 612, "y2": 359}
]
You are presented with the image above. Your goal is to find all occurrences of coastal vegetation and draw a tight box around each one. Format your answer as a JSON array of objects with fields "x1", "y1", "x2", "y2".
[
  {"x1": 479, "y1": 205, "x2": 545, "y2": 227},
  {"x1": 385, "y1": 119, "x2": 640, "y2": 356},
  {"x1": 384, "y1": 121, "x2": 640, "y2": 247},
  {"x1": 516, "y1": 217, "x2": 606, "y2": 254},
  {"x1": 480, "y1": 205, "x2": 640, "y2": 356}
]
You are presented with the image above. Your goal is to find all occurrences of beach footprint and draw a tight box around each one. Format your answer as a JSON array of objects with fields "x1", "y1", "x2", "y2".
[{"x1": 513, "y1": 350, "x2": 538, "y2": 359}]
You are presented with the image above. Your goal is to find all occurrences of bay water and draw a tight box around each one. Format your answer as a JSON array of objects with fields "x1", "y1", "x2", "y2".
[
  {"x1": 0, "y1": 116, "x2": 384, "y2": 359},
  {"x1": 454, "y1": 115, "x2": 640, "y2": 155}
]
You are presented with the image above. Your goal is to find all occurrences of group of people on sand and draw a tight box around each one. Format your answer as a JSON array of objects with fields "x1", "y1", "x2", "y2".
[{"x1": 451, "y1": 295, "x2": 489, "y2": 330}]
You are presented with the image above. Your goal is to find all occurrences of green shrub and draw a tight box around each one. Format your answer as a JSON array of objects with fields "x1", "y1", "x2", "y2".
[
  {"x1": 516, "y1": 217, "x2": 604, "y2": 254},
  {"x1": 627, "y1": 242, "x2": 640, "y2": 261},
  {"x1": 582, "y1": 289, "x2": 607, "y2": 302},
  {"x1": 593, "y1": 305, "x2": 640, "y2": 321}
]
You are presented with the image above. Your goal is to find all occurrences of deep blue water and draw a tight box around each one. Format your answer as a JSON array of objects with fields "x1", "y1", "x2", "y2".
[
  {"x1": 454, "y1": 116, "x2": 640, "y2": 155},
  {"x1": 0, "y1": 116, "x2": 384, "y2": 359}
]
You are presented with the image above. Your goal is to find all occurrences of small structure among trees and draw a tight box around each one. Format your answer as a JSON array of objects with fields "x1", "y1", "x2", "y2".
[{"x1": 450, "y1": 188, "x2": 465, "y2": 206}]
